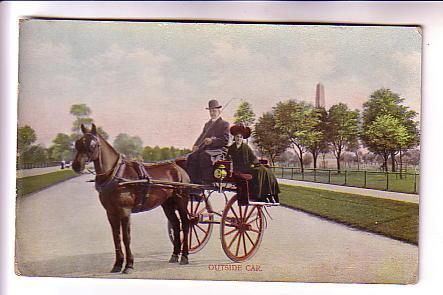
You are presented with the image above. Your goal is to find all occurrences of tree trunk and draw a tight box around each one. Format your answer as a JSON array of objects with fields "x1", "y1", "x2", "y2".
[
  {"x1": 390, "y1": 151, "x2": 396, "y2": 172},
  {"x1": 312, "y1": 151, "x2": 318, "y2": 169},
  {"x1": 336, "y1": 156, "x2": 341, "y2": 173}
]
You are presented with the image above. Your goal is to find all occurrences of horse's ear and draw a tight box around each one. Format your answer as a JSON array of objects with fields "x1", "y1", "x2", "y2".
[
  {"x1": 91, "y1": 123, "x2": 97, "y2": 135},
  {"x1": 81, "y1": 124, "x2": 87, "y2": 134}
]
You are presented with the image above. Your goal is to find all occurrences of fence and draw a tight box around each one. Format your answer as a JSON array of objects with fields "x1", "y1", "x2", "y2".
[
  {"x1": 271, "y1": 166, "x2": 419, "y2": 194},
  {"x1": 17, "y1": 161, "x2": 61, "y2": 170}
]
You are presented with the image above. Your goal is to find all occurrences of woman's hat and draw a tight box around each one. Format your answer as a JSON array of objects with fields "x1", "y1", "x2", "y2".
[
  {"x1": 206, "y1": 99, "x2": 222, "y2": 110},
  {"x1": 230, "y1": 124, "x2": 251, "y2": 139}
]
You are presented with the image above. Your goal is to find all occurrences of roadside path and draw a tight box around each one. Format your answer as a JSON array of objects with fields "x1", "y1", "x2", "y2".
[
  {"x1": 278, "y1": 178, "x2": 419, "y2": 204},
  {"x1": 16, "y1": 166, "x2": 62, "y2": 178}
]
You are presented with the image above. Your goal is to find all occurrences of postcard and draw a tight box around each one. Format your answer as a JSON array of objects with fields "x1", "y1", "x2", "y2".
[{"x1": 15, "y1": 19, "x2": 420, "y2": 284}]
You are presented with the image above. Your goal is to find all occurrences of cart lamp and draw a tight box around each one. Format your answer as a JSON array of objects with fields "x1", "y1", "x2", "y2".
[{"x1": 214, "y1": 164, "x2": 228, "y2": 180}]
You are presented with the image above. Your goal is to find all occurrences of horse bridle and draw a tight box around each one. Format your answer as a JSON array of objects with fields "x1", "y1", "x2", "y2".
[{"x1": 79, "y1": 132, "x2": 116, "y2": 177}]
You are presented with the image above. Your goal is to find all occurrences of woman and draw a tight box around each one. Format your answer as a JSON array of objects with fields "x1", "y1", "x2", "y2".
[{"x1": 227, "y1": 125, "x2": 280, "y2": 203}]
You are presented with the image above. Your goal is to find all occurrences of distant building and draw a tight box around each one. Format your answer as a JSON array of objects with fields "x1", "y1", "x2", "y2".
[{"x1": 315, "y1": 83, "x2": 325, "y2": 108}]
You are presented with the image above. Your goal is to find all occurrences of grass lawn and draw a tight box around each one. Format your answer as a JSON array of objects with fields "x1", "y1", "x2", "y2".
[
  {"x1": 279, "y1": 184, "x2": 419, "y2": 244},
  {"x1": 16, "y1": 170, "x2": 79, "y2": 197}
]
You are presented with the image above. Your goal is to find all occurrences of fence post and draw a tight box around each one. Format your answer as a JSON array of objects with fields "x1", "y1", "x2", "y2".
[
  {"x1": 414, "y1": 173, "x2": 417, "y2": 194},
  {"x1": 302, "y1": 168, "x2": 305, "y2": 181},
  {"x1": 314, "y1": 169, "x2": 317, "y2": 182},
  {"x1": 386, "y1": 172, "x2": 389, "y2": 191},
  {"x1": 291, "y1": 167, "x2": 294, "y2": 180},
  {"x1": 328, "y1": 170, "x2": 331, "y2": 183},
  {"x1": 364, "y1": 171, "x2": 367, "y2": 188},
  {"x1": 344, "y1": 170, "x2": 347, "y2": 186},
  {"x1": 281, "y1": 167, "x2": 284, "y2": 178}
]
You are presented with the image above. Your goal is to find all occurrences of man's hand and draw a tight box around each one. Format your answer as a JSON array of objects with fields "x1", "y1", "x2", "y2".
[{"x1": 203, "y1": 138, "x2": 213, "y2": 145}]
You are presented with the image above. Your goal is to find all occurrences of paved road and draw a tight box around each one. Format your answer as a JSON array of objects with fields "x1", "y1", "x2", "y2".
[
  {"x1": 278, "y1": 178, "x2": 419, "y2": 204},
  {"x1": 15, "y1": 174, "x2": 418, "y2": 283}
]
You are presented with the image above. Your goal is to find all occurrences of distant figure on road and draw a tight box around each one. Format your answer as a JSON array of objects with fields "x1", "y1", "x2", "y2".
[
  {"x1": 61, "y1": 160, "x2": 65, "y2": 169},
  {"x1": 186, "y1": 99, "x2": 230, "y2": 184}
]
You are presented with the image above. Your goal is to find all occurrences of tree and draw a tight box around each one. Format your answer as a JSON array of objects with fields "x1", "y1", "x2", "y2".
[
  {"x1": 361, "y1": 88, "x2": 419, "y2": 172},
  {"x1": 113, "y1": 133, "x2": 143, "y2": 159},
  {"x1": 21, "y1": 144, "x2": 48, "y2": 164},
  {"x1": 234, "y1": 100, "x2": 256, "y2": 127},
  {"x1": 50, "y1": 133, "x2": 74, "y2": 161},
  {"x1": 70, "y1": 104, "x2": 92, "y2": 136},
  {"x1": 307, "y1": 107, "x2": 329, "y2": 169},
  {"x1": 17, "y1": 125, "x2": 37, "y2": 155},
  {"x1": 362, "y1": 114, "x2": 412, "y2": 172},
  {"x1": 274, "y1": 100, "x2": 322, "y2": 173},
  {"x1": 253, "y1": 112, "x2": 290, "y2": 166},
  {"x1": 325, "y1": 103, "x2": 360, "y2": 172}
]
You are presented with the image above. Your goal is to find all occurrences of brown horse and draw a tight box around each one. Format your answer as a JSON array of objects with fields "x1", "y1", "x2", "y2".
[{"x1": 72, "y1": 124, "x2": 191, "y2": 274}]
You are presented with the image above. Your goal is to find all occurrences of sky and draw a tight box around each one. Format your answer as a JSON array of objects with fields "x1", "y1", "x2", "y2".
[{"x1": 18, "y1": 20, "x2": 422, "y2": 149}]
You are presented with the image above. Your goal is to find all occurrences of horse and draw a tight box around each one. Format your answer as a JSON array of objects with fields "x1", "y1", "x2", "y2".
[{"x1": 72, "y1": 123, "x2": 191, "y2": 274}]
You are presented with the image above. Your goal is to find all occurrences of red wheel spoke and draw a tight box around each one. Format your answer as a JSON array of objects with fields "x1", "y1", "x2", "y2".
[
  {"x1": 248, "y1": 228, "x2": 261, "y2": 234},
  {"x1": 235, "y1": 232, "x2": 242, "y2": 256},
  {"x1": 244, "y1": 230, "x2": 255, "y2": 246},
  {"x1": 238, "y1": 204, "x2": 243, "y2": 219},
  {"x1": 242, "y1": 205, "x2": 250, "y2": 221},
  {"x1": 246, "y1": 216, "x2": 260, "y2": 225},
  {"x1": 194, "y1": 199, "x2": 201, "y2": 214},
  {"x1": 196, "y1": 223, "x2": 208, "y2": 234},
  {"x1": 227, "y1": 231, "x2": 240, "y2": 249},
  {"x1": 193, "y1": 226, "x2": 201, "y2": 244},
  {"x1": 224, "y1": 227, "x2": 237, "y2": 236},
  {"x1": 242, "y1": 232, "x2": 247, "y2": 256},
  {"x1": 244, "y1": 206, "x2": 256, "y2": 222},
  {"x1": 229, "y1": 207, "x2": 240, "y2": 220}
]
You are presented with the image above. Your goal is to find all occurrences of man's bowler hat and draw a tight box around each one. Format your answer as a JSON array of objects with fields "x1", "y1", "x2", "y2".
[{"x1": 206, "y1": 99, "x2": 222, "y2": 110}]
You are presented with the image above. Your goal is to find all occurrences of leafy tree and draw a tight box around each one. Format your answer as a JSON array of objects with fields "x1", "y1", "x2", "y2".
[
  {"x1": 274, "y1": 100, "x2": 322, "y2": 172},
  {"x1": 234, "y1": 100, "x2": 256, "y2": 127},
  {"x1": 362, "y1": 114, "x2": 412, "y2": 172},
  {"x1": 361, "y1": 88, "x2": 419, "y2": 171},
  {"x1": 253, "y1": 112, "x2": 290, "y2": 166},
  {"x1": 21, "y1": 144, "x2": 48, "y2": 164},
  {"x1": 325, "y1": 103, "x2": 360, "y2": 172},
  {"x1": 113, "y1": 133, "x2": 143, "y2": 159},
  {"x1": 70, "y1": 104, "x2": 92, "y2": 135},
  {"x1": 307, "y1": 107, "x2": 329, "y2": 169},
  {"x1": 17, "y1": 125, "x2": 37, "y2": 155},
  {"x1": 50, "y1": 133, "x2": 74, "y2": 161}
]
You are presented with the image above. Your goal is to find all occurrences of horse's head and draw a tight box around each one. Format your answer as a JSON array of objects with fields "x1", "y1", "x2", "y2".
[{"x1": 72, "y1": 123, "x2": 101, "y2": 173}]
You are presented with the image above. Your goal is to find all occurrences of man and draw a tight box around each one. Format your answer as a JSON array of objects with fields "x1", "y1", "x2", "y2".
[{"x1": 186, "y1": 99, "x2": 230, "y2": 184}]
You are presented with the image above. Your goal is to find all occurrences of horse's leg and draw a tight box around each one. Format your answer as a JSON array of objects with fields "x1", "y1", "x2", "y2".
[
  {"x1": 176, "y1": 194, "x2": 190, "y2": 265},
  {"x1": 107, "y1": 213, "x2": 124, "y2": 273},
  {"x1": 121, "y1": 215, "x2": 134, "y2": 274},
  {"x1": 162, "y1": 204, "x2": 181, "y2": 263}
]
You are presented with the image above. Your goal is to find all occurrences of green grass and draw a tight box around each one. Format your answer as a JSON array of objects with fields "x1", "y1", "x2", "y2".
[
  {"x1": 16, "y1": 170, "x2": 79, "y2": 197},
  {"x1": 274, "y1": 168, "x2": 419, "y2": 194},
  {"x1": 279, "y1": 184, "x2": 419, "y2": 244}
]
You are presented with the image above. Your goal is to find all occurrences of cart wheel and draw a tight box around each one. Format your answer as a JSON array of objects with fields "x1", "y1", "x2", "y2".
[
  {"x1": 167, "y1": 194, "x2": 214, "y2": 254},
  {"x1": 220, "y1": 195, "x2": 264, "y2": 262}
]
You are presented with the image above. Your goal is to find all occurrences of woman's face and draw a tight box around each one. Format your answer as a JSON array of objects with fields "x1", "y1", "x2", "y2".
[{"x1": 234, "y1": 133, "x2": 244, "y2": 145}]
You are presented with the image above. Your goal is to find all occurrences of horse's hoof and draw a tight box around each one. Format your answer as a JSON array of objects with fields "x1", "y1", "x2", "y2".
[
  {"x1": 179, "y1": 256, "x2": 189, "y2": 265},
  {"x1": 122, "y1": 267, "x2": 134, "y2": 274},
  {"x1": 169, "y1": 254, "x2": 179, "y2": 263},
  {"x1": 110, "y1": 265, "x2": 122, "y2": 273}
]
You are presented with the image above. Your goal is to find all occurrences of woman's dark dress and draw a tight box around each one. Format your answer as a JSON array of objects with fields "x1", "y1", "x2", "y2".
[{"x1": 227, "y1": 142, "x2": 280, "y2": 201}]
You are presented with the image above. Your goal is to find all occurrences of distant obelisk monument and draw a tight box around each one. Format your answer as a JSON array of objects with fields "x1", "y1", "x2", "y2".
[{"x1": 315, "y1": 82, "x2": 325, "y2": 108}]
